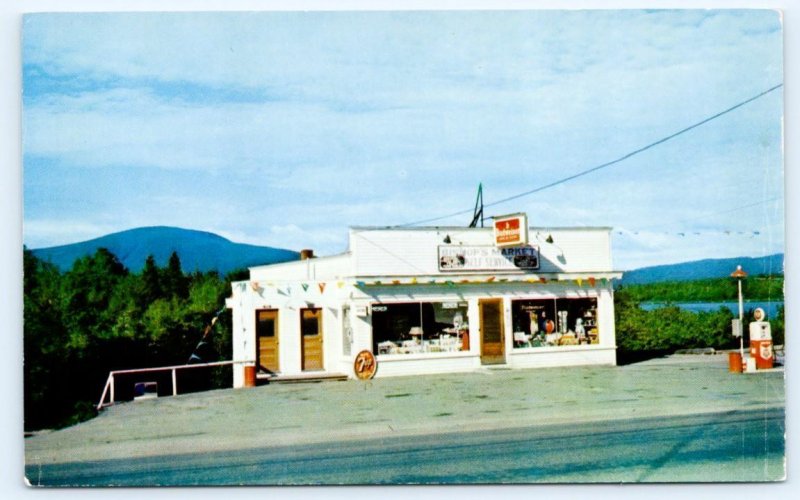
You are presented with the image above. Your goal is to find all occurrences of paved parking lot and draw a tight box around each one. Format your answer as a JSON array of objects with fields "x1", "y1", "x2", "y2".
[{"x1": 25, "y1": 353, "x2": 785, "y2": 469}]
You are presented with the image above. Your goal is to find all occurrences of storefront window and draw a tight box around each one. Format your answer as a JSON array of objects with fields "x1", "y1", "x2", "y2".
[
  {"x1": 511, "y1": 298, "x2": 598, "y2": 348},
  {"x1": 342, "y1": 306, "x2": 352, "y2": 356},
  {"x1": 372, "y1": 301, "x2": 469, "y2": 355},
  {"x1": 301, "y1": 308, "x2": 322, "y2": 336}
]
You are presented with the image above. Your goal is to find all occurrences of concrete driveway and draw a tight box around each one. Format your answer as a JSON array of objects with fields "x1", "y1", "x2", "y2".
[{"x1": 25, "y1": 354, "x2": 784, "y2": 468}]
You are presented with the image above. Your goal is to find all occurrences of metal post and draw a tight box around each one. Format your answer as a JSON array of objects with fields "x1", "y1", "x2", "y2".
[
  {"x1": 110, "y1": 374, "x2": 115, "y2": 405},
  {"x1": 172, "y1": 369, "x2": 178, "y2": 396},
  {"x1": 738, "y1": 278, "x2": 745, "y2": 360},
  {"x1": 97, "y1": 374, "x2": 111, "y2": 410}
]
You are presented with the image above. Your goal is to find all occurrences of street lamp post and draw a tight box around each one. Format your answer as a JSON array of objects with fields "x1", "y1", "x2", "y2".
[{"x1": 731, "y1": 265, "x2": 748, "y2": 362}]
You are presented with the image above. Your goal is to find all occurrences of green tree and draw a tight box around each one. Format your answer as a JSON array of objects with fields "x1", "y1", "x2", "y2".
[
  {"x1": 23, "y1": 248, "x2": 69, "y2": 430},
  {"x1": 24, "y1": 246, "x2": 237, "y2": 431},
  {"x1": 60, "y1": 248, "x2": 129, "y2": 346},
  {"x1": 162, "y1": 251, "x2": 189, "y2": 299},
  {"x1": 140, "y1": 254, "x2": 162, "y2": 305}
]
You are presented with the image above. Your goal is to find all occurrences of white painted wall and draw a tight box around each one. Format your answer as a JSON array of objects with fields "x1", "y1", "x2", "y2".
[
  {"x1": 229, "y1": 226, "x2": 620, "y2": 386},
  {"x1": 250, "y1": 253, "x2": 352, "y2": 282},
  {"x1": 350, "y1": 227, "x2": 613, "y2": 277}
]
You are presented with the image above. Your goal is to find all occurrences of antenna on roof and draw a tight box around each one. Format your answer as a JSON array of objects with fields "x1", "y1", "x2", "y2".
[{"x1": 469, "y1": 183, "x2": 484, "y2": 228}]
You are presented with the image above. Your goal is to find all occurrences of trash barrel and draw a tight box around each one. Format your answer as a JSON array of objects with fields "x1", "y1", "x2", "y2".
[
  {"x1": 243, "y1": 365, "x2": 257, "y2": 387},
  {"x1": 728, "y1": 352, "x2": 743, "y2": 373}
]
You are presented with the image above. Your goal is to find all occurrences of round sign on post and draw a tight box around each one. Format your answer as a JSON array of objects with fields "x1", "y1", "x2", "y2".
[{"x1": 354, "y1": 350, "x2": 377, "y2": 380}]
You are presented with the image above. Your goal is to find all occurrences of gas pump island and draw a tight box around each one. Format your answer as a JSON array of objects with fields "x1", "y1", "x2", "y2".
[
  {"x1": 749, "y1": 307, "x2": 774, "y2": 370},
  {"x1": 729, "y1": 265, "x2": 774, "y2": 373},
  {"x1": 730, "y1": 306, "x2": 774, "y2": 373}
]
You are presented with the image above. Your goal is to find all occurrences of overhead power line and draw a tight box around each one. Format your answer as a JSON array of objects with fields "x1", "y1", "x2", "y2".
[{"x1": 396, "y1": 83, "x2": 783, "y2": 228}]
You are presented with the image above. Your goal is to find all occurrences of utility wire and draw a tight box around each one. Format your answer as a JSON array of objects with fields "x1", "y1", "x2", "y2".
[{"x1": 396, "y1": 83, "x2": 783, "y2": 228}]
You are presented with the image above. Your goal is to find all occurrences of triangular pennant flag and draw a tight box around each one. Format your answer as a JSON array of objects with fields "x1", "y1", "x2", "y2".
[
  {"x1": 318, "y1": 282, "x2": 326, "y2": 293},
  {"x1": 540, "y1": 277, "x2": 548, "y2": 284},
  {"x1": 588, "y1": 277, "x2": 596, "y2": 287},
  {"x1": 301, "y1": 283, "x2": 309, "y2": 292},
  {"x1": 410, "y1": 277, "x2": 418, "y2": 284},
  {"x1": 356, "y1": 281, "x2": 366, "y2": 287},
  {"x1": 487, "y1": 276, "x2": 496, "y2": 283},
  {"x1": 337, "y1": 281, "x2": 345, "y2": 288},
  {"x1": 392, "y1": 280, "x2": 401, "y2": 285},
  {"x1": 576, "y1": 278, "x2": 583, "y2": 287},
  {"x1": 601, "y1": 278, "x2": 608, "y2": 286}
]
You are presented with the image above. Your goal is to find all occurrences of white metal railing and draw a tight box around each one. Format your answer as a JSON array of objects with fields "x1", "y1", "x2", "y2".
[{"x1": 96, "y1": 360, "x2": 255, "y2": 410}]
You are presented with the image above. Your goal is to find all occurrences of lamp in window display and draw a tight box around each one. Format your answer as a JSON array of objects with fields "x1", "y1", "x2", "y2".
[{"x1": 372, "y1": 301, "x2": 469, "y2": 355}]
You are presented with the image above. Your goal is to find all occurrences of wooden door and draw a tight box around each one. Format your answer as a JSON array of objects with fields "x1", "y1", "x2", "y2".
[
  {"x1": 301, "y1": 308, "x2": 324, "y2": 371},
  {"x1": 256, "y1": 309, "x2": 279, "y2": 374},
  {"x1": 480, "y1": 298, "x2": 505, "y2": 365}
]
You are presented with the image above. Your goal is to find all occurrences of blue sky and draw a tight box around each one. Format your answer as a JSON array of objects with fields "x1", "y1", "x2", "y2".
[{"x1": 22, "y1": 10, "x2": 784, "y2": 270}]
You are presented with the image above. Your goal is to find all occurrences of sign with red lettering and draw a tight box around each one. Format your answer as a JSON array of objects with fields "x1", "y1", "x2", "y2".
[
  {"x1": 493, "y1": 213, "x2": 528, "y2": 248},
  {"x1": 438, "y1": 245, "x2": 539, "y2": 271},
  {"x1": 354, "y1": 350, "x2": 377, "y2": 380}
]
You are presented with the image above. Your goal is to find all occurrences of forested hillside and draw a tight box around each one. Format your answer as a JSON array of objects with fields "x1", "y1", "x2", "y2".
[
  {"x1": 31, "y1": 226, "x2": 299, "y2": 274},
  {"x1": 24, "y1": 245, "x2": 786, "y2": 430},
  {"x1": 24, "y1": 247, "x2": 241, "y2": 431},
  {"x1": 617, "y1": 275, "x2": 784, "y2": 302},
  {"x1": 621, "y1": 253, "x2": 783, "y2": 284}
]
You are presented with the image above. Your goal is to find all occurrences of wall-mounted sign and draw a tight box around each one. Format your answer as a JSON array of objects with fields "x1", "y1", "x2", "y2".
[
  {"x1": 493, "y1": 213, "x2": 529, "y2": 248},
  {"x1": 354, "y1": 350, "x2": 377, "y2": 380},
  {"x1": 355, "y1": 305, "x2": 369, "y2": 317},
  {"x1": 438, "y1": 245, "x2": 540, "y2": 272}
]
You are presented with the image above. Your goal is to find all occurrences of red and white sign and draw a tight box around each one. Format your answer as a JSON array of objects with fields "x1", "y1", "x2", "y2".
[
  {"x1": 493, "y1": 213, "x2": 528, "y2": 248},
  {"x1": 354, "y1": 350, "x2": 377, "y2": 380}
]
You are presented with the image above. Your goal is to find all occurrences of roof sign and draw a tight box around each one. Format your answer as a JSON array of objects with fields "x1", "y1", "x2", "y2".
[{"x1": 493, "y1": 213, "x2": 529, "y2": 248}]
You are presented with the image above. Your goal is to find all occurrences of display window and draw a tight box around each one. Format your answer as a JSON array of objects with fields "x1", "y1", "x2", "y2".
[
  {"x1": 372, "y1": 301, "x2": 469, "y2": 355},
  {"x1": 511, "y1": 298, "x2": 598, "y2": 348}
]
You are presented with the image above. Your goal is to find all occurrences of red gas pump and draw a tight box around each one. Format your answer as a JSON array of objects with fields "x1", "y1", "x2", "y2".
[{"x1": 749, "y1": 308, "x2": 773, "y2": 370}]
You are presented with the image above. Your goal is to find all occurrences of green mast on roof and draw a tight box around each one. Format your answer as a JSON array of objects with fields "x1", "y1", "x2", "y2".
[{"x1": 469, "y1": 183, "x2": 484, "y2": 228}]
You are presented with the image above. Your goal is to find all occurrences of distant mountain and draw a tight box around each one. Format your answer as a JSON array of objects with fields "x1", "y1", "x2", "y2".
[
  {"x1": 622, "y1": 253, "x2": 784, "y2": 285},
  {"x1": 30, "y1": 226, "x2": 300, "y2": 275}
]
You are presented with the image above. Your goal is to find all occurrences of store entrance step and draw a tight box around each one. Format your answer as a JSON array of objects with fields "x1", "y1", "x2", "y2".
[
  {"x1": 257, "y1": 372, "x2": 349, "y2": 385},
  {"x1": 478, "y1": 365, "x2": 511, "y2": 374}
]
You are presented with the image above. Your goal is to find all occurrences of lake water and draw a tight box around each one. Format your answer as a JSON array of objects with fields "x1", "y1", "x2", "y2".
[{"x1": 640, "y1": 300, "x2": 784, "y2": 319}]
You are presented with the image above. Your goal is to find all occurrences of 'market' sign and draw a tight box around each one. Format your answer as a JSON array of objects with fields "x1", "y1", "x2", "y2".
[
  {"x1": 438, "y1": 245, "x2": 540, "y2": 272},
  {"x1": 493, "y1": 213, "x2": 529, "y2": 248}
]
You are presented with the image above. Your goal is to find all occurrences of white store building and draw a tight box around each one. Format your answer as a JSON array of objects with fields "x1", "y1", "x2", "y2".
[{"x1": 227, "y1": 224, "x2": 623, "y2": 387}]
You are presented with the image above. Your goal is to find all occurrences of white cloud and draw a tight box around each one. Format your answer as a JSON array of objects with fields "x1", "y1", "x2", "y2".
[{"x1": 21, "y1": 10, "x2": 785, "y2": 268}]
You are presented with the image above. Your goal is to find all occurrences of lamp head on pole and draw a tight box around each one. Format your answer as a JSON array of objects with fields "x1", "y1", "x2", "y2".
[{"x1": 730, "y1": 265, "x2": 747, "y2": 279}]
